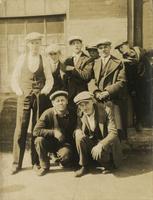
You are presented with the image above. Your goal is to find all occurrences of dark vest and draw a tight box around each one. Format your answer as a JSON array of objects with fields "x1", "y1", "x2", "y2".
[{"x1": 20, "y1": 55, "x2": 46, "y2": 95}]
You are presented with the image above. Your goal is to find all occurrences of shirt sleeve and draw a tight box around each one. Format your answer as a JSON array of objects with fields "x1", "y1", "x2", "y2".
[
  {"x1": 41, "y1": 55, "x2": 54, "y2": 94},
  {"x1": 11, "y1": 54, "x2": 25, "y2": 94},
  {"x1": 33, "y1": 110, "x2": 54, "y2": 137}
]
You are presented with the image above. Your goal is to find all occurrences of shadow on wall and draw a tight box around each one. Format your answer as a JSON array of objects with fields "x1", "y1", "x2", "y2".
[{"x1": 0, "y1": 94, "x2": 17, "y2": 152}]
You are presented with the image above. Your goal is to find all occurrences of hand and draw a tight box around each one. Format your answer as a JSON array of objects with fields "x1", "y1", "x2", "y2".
[
  {"x1": 15, "y1": 89, "x2": 23, "y2": 96},
  {"x1": 54, "y1": 129, "x2": 65, "y2": 143},
  {"x1": 65, "y1": 65, "x2": 74, "y2": 71},
  {"x1": 95, "y1": 91, "x2": 109, "y2": 101},
  {"x1": 91, "y1": 143, "x2": 103, "y2": 160}
]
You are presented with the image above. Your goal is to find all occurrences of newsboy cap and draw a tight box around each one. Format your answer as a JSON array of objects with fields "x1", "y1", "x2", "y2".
[
  {"x1": 114, "y1": 41, "x2": 128, "y2": 49},
  {"x1": 68, "y1": 36, "x2": 82, "y2": 45},
  {"x1": 46, "y1": 44, "x2": 61, "y2": 54},
  {"x1": 50, "y1": 91, "x2": 68, "y2": 101},
  {"x1": 96, "y1": 39, "x2": 111, "y2": 47},
  {"x1": 25, "y1": 32, "x2": 43, "y2": 43},
  {"x1": 86, "y1": 45, "x2": 98, "y2": 51},
  {"x1": 74, "y1": 91, "x2": 93, "y2": 105}
]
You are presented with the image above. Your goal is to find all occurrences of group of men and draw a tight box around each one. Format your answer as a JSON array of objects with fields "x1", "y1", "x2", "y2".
[{"x1": 10, "y1": 32, "x2": 150, "y2": 177}]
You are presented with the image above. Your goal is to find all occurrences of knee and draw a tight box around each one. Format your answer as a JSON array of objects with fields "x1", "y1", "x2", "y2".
[
  {"x1": 58, "y1": 147, "x2": 72, "y2": 166},
  {"x1": 75, "y1": 129, "x2": 85, "y2": 143}
]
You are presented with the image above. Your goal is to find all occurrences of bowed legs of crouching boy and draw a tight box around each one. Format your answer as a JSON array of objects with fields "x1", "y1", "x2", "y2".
[
  {"x1": 73, "y1": 91, "x2": 122, "y2": 177},
  {"x1": 33, "y1": 91, "x2": 77, "y2": 176}
]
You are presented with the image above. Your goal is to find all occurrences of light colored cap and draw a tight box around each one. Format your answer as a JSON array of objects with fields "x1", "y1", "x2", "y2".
[
  {"x1": 50, "y1": 90, "x2": 68, "y2": 101},
  {"x1": 96, "y1": 39, "x2": 111, "y2": 47},
  {"x1": 86, "y1": 45, "x2": 98, "y2": 51},
  {"x1": 68, "y1": 36, "x2": 82, "y2": 45},
  {"x1": 74, "y1": 91, "x2": 93, "y2": 105},
  {"x1": 25, "y1": 32, "x2": 43, "y2": 43},
  {"x1": 46, "y1": 44, "x2": 61, "y2": 54},
  {"x1": 114, "y1": 40, "x2": 128, "y2": 49}
]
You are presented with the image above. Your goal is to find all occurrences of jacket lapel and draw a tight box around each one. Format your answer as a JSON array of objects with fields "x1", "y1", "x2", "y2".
[
  {"x1": 93, "y1": 58, "x2": 102, "y2": 83},
  {"x1": 104, "y1": 56, "x2": 120, "y2": 79}
]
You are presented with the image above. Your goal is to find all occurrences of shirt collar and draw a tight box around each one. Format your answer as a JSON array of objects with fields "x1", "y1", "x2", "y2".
[{"x1": 72, "y1": 51, "x2": 82, "y2": 58}]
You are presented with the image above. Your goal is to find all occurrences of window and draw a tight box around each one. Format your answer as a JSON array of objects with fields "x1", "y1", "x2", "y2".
[{"x1": 0, "y1": 15, "x2": 65, "y2": 92}]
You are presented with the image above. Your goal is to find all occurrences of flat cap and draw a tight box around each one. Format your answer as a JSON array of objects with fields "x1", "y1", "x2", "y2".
[
  {"x1": 50, "y1": 90, "x2": 68, "y2": 101},
  {"x1": 86, "y1": 45, "x2": 98, "y2": 51},
  {"x1": 96, "y1": 39, "x2": 111, "y2": 47},
  {"x1": 74, "y1": 91, "x2": 93, "y2": 105},
  {"x1": 46, "y1": 44, "x2": 61, "y2": 54},
  {"x1": 114, "y1": 41, "x2": 128, "y2": 49},
  {"x1": 25, "y1": 32, "x2": 43, "y2": 43},
  {"x1": 68, "y1": 36, "x2": 82, "y2": 45}
]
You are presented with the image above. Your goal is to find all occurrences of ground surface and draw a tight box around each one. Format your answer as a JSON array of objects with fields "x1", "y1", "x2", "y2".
[{"x1": 0, "y1": 151, "x2": 153, "y2": 200}]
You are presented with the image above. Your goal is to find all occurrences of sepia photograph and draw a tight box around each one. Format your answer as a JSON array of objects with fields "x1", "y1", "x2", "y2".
[{"x1": 0, "y1": 0, "x2": 153, "y2": 200}]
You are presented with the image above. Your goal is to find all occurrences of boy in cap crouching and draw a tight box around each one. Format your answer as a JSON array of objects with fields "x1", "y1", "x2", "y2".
[
  {"x1": 33, "y1": 91, "x2": 77, "y2": 176},
  {"x1": 73, "y1": 91, "x2": 122, "y2": 177}
]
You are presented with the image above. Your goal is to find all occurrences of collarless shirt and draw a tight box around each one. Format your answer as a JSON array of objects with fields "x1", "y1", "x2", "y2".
[{"x1": 28, "y1": 54, "x2": 40, "y2": 73}]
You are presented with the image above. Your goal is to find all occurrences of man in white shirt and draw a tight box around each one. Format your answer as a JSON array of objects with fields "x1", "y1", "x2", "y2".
[
  {"x1": 73, "y1": 91, "x2": 122, "y2": 177},
  {"x1": 11, "y1": 32, "x2": 53, "y2": 174}
]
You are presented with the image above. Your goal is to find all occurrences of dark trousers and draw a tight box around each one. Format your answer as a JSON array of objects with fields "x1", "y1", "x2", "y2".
[
  {"x1": 75, "y1": 131, "x2": 112, "y2": 169},
  {"x1": 35, "y1": 136, "x2": 73, "y2": 169},
  {"x1": 12, "y1": 93, "x2": 49, "y2": 168}
]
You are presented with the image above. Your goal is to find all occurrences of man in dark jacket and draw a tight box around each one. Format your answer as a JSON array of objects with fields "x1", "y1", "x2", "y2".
[
  {"x1": 88, "y1": 39, "x2": 127, "y2": 139},
  {"x1": 115, "y1": 41, "x2": 152, "y2": 130},
  {"x1": 73, "y1": 91, "x2": 122, "y2": 177},
  {"x1": 33, "y1": 91, "x2": 77, "y2": 176},
  {"x1": 62, "y1": 36, "x2": 93, "y2": 111}
]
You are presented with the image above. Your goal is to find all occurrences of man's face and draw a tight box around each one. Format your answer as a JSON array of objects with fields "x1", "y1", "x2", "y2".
[
  {"x1": 70, "y1": 40, "x2": 83, "y2": 54},
  {"x1": 27, "y1": 39, "x2": 41, "y2": 55},
  {"x1": 88, "y1": 49, "x2": 99, "y2": 58},
  {"x1": 49, "y1": 52, "x2": 60, "y2": 63},
  {"x1": 119, "y1": 44, "x2": 130, "y2": 55},
  {"x1": 78, "y1": 100, "x2": 94, "y2": 116},
  {"x1": 52, "y1": 96, "x2": 68, "y2": 113},
  {"x1": 98, "y1": 44, "x2": 111, "y2": 57}
]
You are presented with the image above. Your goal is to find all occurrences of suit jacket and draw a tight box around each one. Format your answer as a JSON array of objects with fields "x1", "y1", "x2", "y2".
[
  {"x1": 63, "y1": 52, "x2": 93, "y2": 100},
  {"x1": 75, "y1": 103, "x2": 122, "y2": 167}
]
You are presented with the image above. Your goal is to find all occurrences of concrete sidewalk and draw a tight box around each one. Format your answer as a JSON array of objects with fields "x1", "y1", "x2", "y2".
[{"x1": 0, "y1": 151, "x2": 153, "y2": 200}]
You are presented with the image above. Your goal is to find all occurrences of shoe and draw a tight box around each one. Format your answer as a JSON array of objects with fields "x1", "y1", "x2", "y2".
[
  {"x1": 37, "y1": 168, "x2": 49, "y2": 176},
  {"x1": 75, "y1": 166, "x2": 88, "y2": 177},
  {"x1": 10, "y1": 165, "x2": 21, "y2": 175},
  {"x1": 33, "y1": 164, "x2": 41, "y2": 171},
  {"x1": 101, "y1": 167, "x2": 112, "y2": 174}
]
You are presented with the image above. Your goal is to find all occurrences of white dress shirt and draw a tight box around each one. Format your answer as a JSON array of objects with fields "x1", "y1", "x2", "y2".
[
  {"x1": 101, "y1": 55, "x2": 111, "y2": 67},
  {"x1": 86, "y1": 111, "x2": 96, "y2": 132},
  {"x1": 72, "y1": 52, "x2": 82, "y2": 66},
  {"x1": 11, "y1": 53, "x2": 54, "y2": 95}
]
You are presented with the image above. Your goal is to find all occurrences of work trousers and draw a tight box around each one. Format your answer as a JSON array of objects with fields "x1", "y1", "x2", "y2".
[
  {"x1": 12, "y1": 92, "x2": 49, "y2": 168},
  {"x1": 35, "y1": 136, "x2": 73, "y2": 169},
  {"x1": 75, "y1": 131, "x2": 113, "y2": 169}
]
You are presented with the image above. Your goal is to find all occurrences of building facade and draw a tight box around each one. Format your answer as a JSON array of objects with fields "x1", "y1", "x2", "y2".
[{"x1": 0, "y1": 0, "x2": 152, "y2": 147}]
